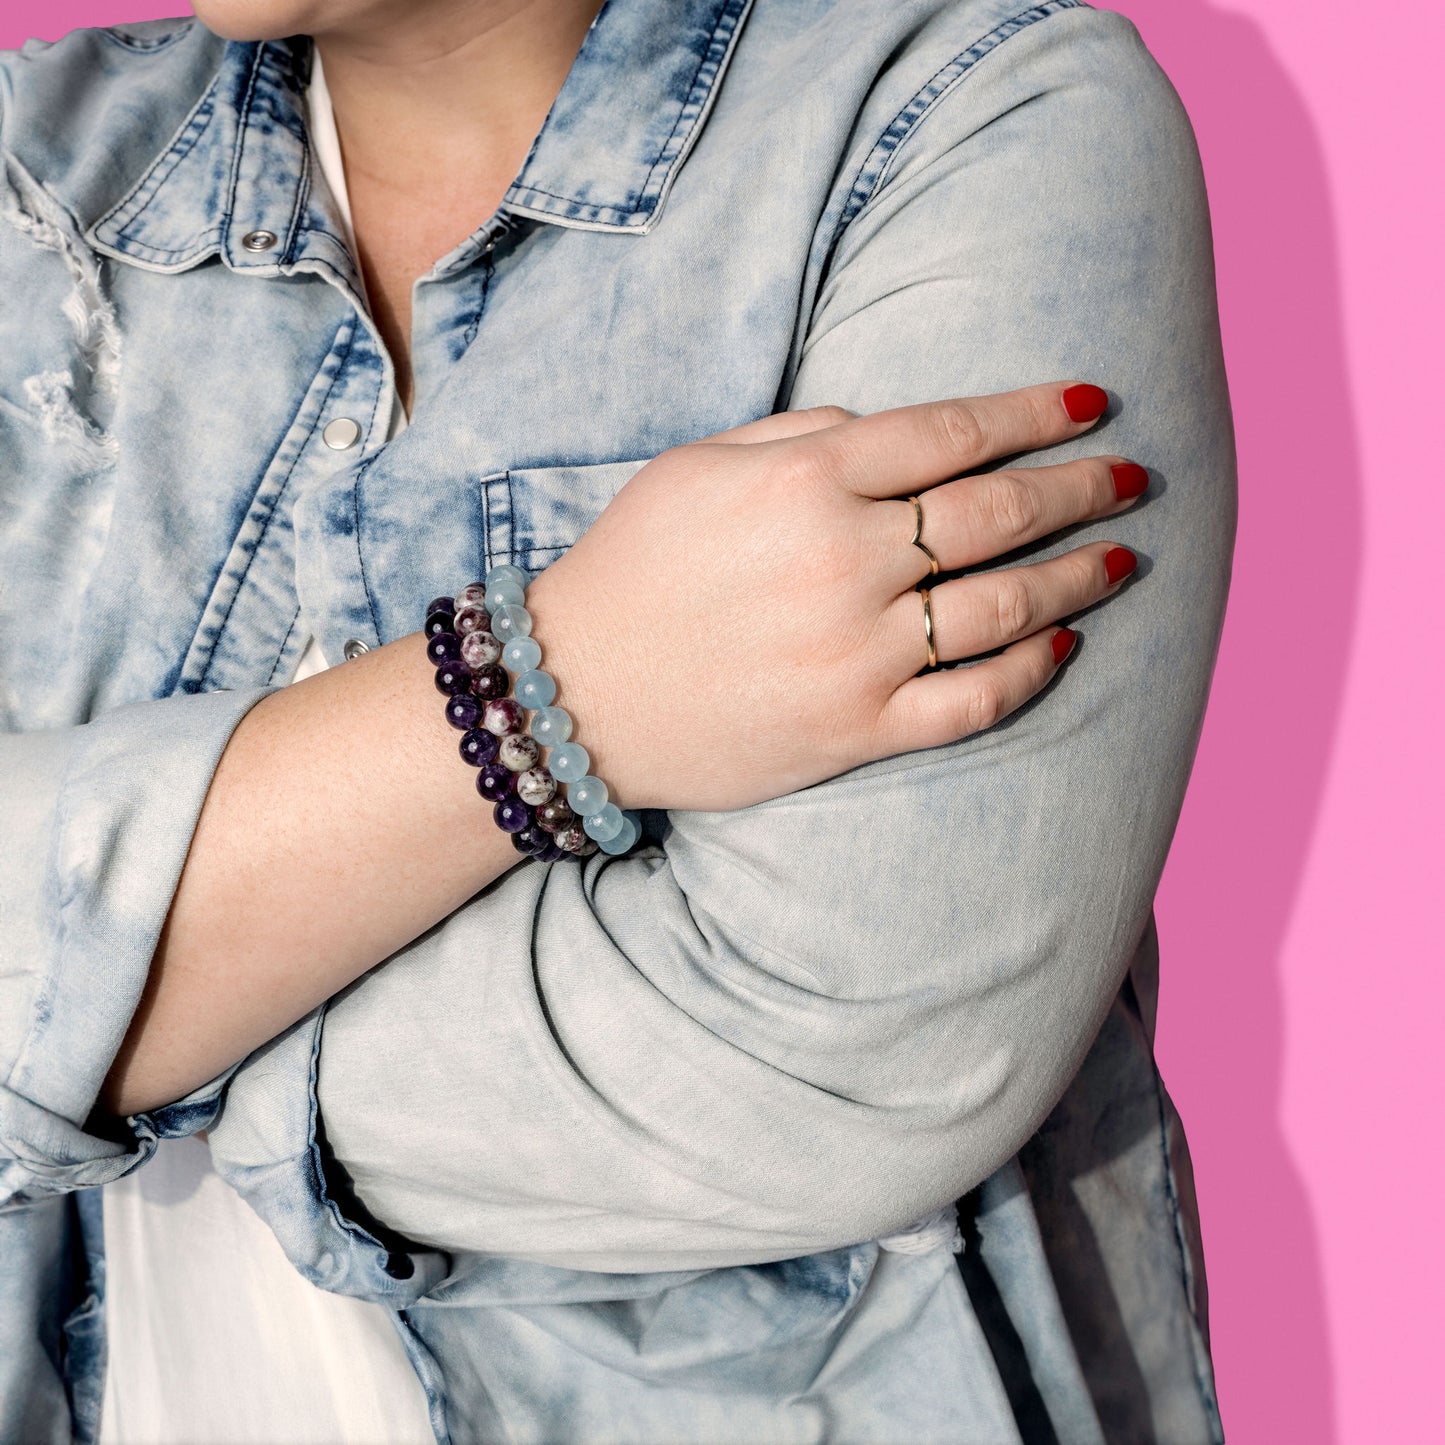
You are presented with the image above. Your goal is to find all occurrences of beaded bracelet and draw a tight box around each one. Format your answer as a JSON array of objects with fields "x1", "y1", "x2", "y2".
[{"x1": 423, "y1": 566, "x2": 642, "y2": 862}]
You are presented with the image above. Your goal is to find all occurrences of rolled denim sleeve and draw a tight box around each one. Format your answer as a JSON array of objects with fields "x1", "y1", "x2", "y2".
[
  {"x1": 0, "y1": 686, "x2": 273, "y2": 1208},
  {"x1": 216, "y1": 7, "x2": 1234, "y2": 1273}
]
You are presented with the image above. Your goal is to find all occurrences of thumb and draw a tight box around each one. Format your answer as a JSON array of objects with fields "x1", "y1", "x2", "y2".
[{"x1": 699, "y1": 403, "x2": 855, "y2": 446}]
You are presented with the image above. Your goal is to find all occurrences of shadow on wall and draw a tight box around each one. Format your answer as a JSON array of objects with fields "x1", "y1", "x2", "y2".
[{"x1": 1120, "y1": 3, "x2": 1357, "y2": 1443}]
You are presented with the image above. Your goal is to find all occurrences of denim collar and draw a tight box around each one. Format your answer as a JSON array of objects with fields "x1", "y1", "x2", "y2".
[{"x1": 86, "y1": 0, "x2": 754, "y2": 277}]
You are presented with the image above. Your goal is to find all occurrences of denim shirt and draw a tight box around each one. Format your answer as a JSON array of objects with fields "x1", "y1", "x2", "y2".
[{"x1": 0, "y1": 1, "x2": 1234, "y2": 1440}]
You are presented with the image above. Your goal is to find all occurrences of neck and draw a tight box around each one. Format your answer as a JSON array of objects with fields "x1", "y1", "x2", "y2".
[
  {"x1": 312, "y1": 0, "x2": 605, "y2": 200},
  {"x1": 304, "y1": 0, "x2": 606, "y2": 413}
]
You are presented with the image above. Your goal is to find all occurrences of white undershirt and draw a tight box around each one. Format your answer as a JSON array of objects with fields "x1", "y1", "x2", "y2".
[{"x1": 98, "y1": 51, "x2": 431, "y2": 1445}]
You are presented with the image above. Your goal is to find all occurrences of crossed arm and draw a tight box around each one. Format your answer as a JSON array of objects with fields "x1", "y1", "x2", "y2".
[
  {"x1": 214, "y1": 11, "x2": 1234, "y2": 1271},
  {"x1": 1, "y1": 9, "x2": 1233, "y2": 1272}
]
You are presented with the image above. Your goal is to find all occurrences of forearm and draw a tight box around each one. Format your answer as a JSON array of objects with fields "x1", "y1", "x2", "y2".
[{"x1": 98, "y1": 630, "x2": 524, "y2": 1118}]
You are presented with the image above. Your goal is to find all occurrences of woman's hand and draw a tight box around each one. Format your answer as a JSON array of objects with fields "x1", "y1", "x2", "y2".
[{"x1": 526, "y1": 381, "x2": 1146, "y2": 812}]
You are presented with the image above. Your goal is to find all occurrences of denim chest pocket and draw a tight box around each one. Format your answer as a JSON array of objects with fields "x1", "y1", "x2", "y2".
[{"x1": 480, "y1": 457, "x2": 653, "y2": 572}]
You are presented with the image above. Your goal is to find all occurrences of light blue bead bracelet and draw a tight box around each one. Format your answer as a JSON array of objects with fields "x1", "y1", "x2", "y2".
[{"x1": 482, "y1": 562, "x2": 643, "y2": 859}]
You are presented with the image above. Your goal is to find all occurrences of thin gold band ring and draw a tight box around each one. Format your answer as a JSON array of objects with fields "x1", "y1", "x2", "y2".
[
  {"x1": 920, "y1": 587, "x2": 937, "y2": 669},
  {"x1": 907, "y1": 494, "x2": 941, "y2": 575}
]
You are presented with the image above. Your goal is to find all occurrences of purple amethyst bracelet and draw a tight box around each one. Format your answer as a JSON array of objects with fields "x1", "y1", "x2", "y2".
[{"x1": 423, "y1": 568, "x2": 642, "y2": 862}]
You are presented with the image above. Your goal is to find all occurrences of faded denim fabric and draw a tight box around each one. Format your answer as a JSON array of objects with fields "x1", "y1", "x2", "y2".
[{"x1": 0, "y1": 1, "x2": 1233, "y2": 1441}]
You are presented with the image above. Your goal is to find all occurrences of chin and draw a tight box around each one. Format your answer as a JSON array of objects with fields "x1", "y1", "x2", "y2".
[{"x1": 188, "y1": 0, "x2": 358, "y2": 42}]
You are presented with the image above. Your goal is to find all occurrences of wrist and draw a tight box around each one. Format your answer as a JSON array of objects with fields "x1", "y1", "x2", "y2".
[{"x1": 519, "y1": 562, "x2": 654, "y2": 812}]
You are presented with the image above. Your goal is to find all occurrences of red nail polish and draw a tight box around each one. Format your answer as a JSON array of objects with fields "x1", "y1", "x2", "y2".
[
  {"x1": 1051, "y1": 628, "x2": 1077, "y2": 664},
  {"x1": 1062, "y1": 383, "x2": 1108, "y2": 423},
  {"x1": 1104, "y1": 546, "x2": 1138, "y2": 584},
  {"x1": 1111, "y1": 462, "x2": 1148, "y2": 501}
]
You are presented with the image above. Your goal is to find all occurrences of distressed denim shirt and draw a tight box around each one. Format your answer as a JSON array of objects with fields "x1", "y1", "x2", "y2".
[{"x1": 0, "y1": 1, "x2": 1235, "y2": 1441}]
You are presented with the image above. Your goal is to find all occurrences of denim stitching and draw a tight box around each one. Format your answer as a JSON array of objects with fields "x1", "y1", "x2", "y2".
[
  {"x1": 95, "y1": 67, "x2": 226, "y2": 243},
  {"x1": 478, "y1": 470, "x2": 510, "y2": 574},
  {"x1": 352, "y1": 449, "x2": 386, "y2": 643},
  {"x1": 828, "y1": 1, "x2": 1086, "y2": 247},
  {"x1": 506, "y1": 468, "x2": 519, "y2": 564},
  {"x1": 1147, "y1": 1060, "x2": 1227, "y2": 1441},
  {"x1": 304, "y1": 1001, "x2": 393, "y2": 1261},
  {"x1": 221, "y1": 47, "x2": 268, "y2": 247},
  {"x1": 501, "y1": 184, "x2": 641, "y2": 226},
  {"x1": 461, "y1": 245, "x2": 494, "y2": 352},
  {"x1": 280, "y1": 115, "x2": 312, "y2": 268},
  {"x1": 506, "y1": 0, "x2": 750, "y2": 222},
  {"x1": 195, "y1": 316, "x2": 358, "y2": 688},
  {"x1": 99, "y1": 21, "x2": 194, "y2": 54},
  {"x1": 633, "y1": 0, "x2": 750, "y2": 214},
  {"x1": 267, "y1": 605, "x2": 301, "y2": 684}
]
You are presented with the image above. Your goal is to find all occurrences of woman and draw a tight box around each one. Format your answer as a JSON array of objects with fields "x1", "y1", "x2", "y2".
[{"x1": 0, "y1": 0, "x2": 1234, "y2": 1440}]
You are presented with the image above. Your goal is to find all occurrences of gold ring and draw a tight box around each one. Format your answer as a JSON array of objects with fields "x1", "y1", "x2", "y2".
[
  {"x1": 920, "y1": 587, "x2": 937, "y2": 669},
  {"x1": 907, "y1": 495, "x2": 940, "y2": 575}
]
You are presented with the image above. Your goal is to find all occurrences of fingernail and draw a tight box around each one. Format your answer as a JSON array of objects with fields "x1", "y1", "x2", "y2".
[
  {"x1": 1051, "y1": 628, "x2": 1077, "y2": 664},
  {"x1": 1062, "y1": 383, "x2": 1108, "y2": 423},
  {"x1": 1104, "y1": 546, "x2": 1138, "y2": 585},
  {"x1": 1111, "y1": 462, "x2": 1149, "y2": 501}
]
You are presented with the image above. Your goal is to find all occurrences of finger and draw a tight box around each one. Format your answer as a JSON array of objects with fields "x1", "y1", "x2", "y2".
[
  {"x1": 873, "y1": 455, "x2": 1147, "y2": 586},
  {"x1": 892, "y1": 541, "x2": 1135, "y2": 664},
  {"x1": 699, "y1": 404, "x2": 856, "y2": 447},
  {"x1": 798, "y1": 381, "x2": 1110, "y2": 499},
  {"x1": 874, "y1": 625, "x2": 1076, "y2": 755}
]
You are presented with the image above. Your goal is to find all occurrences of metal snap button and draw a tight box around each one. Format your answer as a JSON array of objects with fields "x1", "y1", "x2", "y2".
[
  {"x1": 322, "y1": 417, "x2": 361, "y2": 450},
  {"x1": 241, "y1": 229, "x2": 277, "y2": 252},
  {"x1": 342, "y1": 638, "x2": 370, "y2": 661}
]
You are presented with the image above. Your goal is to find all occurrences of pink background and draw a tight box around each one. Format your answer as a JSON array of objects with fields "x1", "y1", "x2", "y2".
[{"x1": 3, "y1": 3, "x2": 1437, "y2": 1440}]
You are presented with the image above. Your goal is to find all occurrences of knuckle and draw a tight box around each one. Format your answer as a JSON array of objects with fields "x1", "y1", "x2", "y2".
[
  {"x1": 776, "y1": 436, "x2": 833, "y2": 492},
  {"x1": 959, "y1": 676, "x2": 1005, "y2": 736},
  {"x1": 930, "y1": 400, "x2": 986, "y2": 460},
  {"x1": 982, "y1": 472, "x2": 1041, "y2": 545},
  {"x1": 991, "y1": 570, "x2": 1036, "y2": 638},
  {"x1": 1026, "y1": 385, "x2": 1060, "y2": 438},
  {"x1": 801, "y1": 404, "x2": 854, "y2": 428}
]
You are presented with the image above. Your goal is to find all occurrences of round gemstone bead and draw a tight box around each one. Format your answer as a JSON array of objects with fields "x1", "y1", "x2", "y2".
[
  {"x1": 469, "y1": 662, "x2": 509, "y2": 700},
  {"x1": 459, "y1": 728, "x2": 499, "y2": 767},
  {"x1": 454, "y1": 606, "x2": 492, "y2": 636},
  {"x1": 597, "y1": 812, "x2": 641, "y2": 856},
  {"x1": 454, "y1": 582, "x2": 489, "y2": 613},
  {"x1": 530, "y1": 706, "x2": 572, "y2": 747},
  {"x1": 513, "y1": 824, "x2": 551, "y2": 856},
  {"x1": 444, "y1": 693, "x2": 483, "y2": 731},
  {"x1": 569, "y1": 775, "x2": 608, "y2": 817},
  {"x1": 484, "y1": 563, "x2": 528, "y2": 591},
  {"x1": 536, "y1": 797, "x2": 576, "y2": 834},
  {"x1": 476, "y1": 763, "x2": 516, "y2": 802},
  {"x1": 490, "y1": 604, "x2": 532, "y2": 642},
  {"x1": 499, "y1": 733, "x2": 540, "y2": 771},
  {"x1": 502, "y1": 636, "x2": 542, "y2": 672},
  {"x1": 485, "y1": 577, "x2": 526, "y2": 612},
  {"x1": 494, "y1": 797, "x2": 534, "y2": 834},
  {"x1": 554, "y1": 821, "x2": 589, "y2": 854},
  {"x1": 575, "y1": 834, "x2": 600, "y2": 857},
  {"x1": 461, "y1": 630, "x2": 503, "y2": 669},
  {"x1": 516, "y1": 766, "x2": 557, "y2": 805},
  {"x1": 549, "y1": 741, "x2": 590, "y2": 782},
  {"x1": 538, "y1": 840, "x2": 568, "y2": 862},
  {"x1": 426, "y1": 630, "x2": 462, "y2": 664},
  {"x1": 582, "y1": 802, "x2": 624, "y2": 842},
  {"x1": 514, "y1": 669, "x2": 556, "y2": 709},
  {"x1": 483, "y1": 697, "x2": 526, "y2": 735},
  {"x1": 423, "y1": 610, "x2": 455, "y2": 639},
  {"x1": 434, "y1": 660, "x2": 473, "y2": 696},
  {"x1": 424, "y1": 596, "x2": 455, "y2": 618}
]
